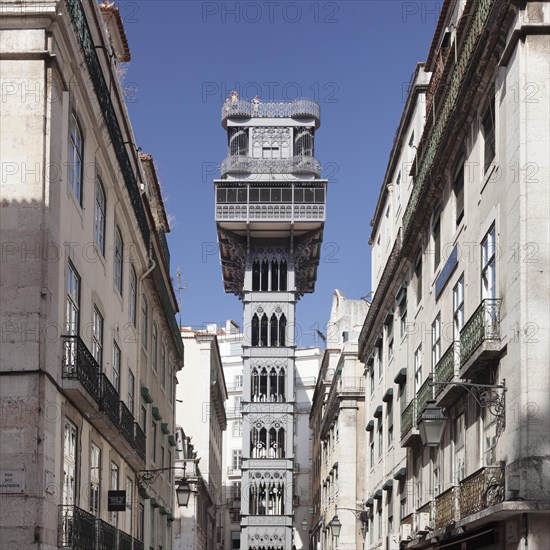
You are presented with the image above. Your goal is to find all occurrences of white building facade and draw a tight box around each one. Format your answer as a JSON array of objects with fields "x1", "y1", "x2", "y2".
[
  {"x1": 215, "y1": 96, "x2": 327, "y2": 549},
  {"x1": 0, "y1": 1, "x2": 183, "y2": 549},
  {"x1": 359, "y1": 1, "x2": 549, "y2": 549}
]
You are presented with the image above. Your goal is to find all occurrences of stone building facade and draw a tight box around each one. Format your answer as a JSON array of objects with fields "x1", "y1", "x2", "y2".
[
  {"x1": 0, "y1": 1, "x2": 183, "y2": 549},
  {"x1": 359, "y1": 1, "x2": 549, "y2": 549}
]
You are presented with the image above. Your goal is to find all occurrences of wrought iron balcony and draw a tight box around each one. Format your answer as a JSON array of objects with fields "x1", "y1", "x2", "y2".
[
  {"x1": 134, "y1": 538, "x2": 145, "y2": 550},
  {"x1": 134, "y1": 422, "x2": 146, "y2": 461},
  {"x1": 459, "y1": 299, "x2": 502, "y2": 368},
  {"x1": 221, "y1": 97, "x2": 320, "y2": 126},
  {"x1": 415, "y1": 376, "x2": 433, "y2": 423},
  {"x1": 99, "y1": 373, "x2": 120, "y2": 427},
  {"x1": 58, "y1": 505, "x2": 96, "y2": 549},
  {"x1": 459, "y1": 466, "x2": 504, "y2": 519},
  {"x1": 118, "y1": 530, "x2": 132, "y2": 550},
  {"x1": 401, "y1": 398, "x2": 416, "y2": 439},
  {"x1": 96, "y1": 518, "x2": 117, "y2": 550},
  {"x1": 434, "y1": 486, "x2": 458, "y2": 529},
  {"x1": 62, "y1": 335, "x2": 102, "y2": 404},
  {"x1": 119, "y1": 401, "x2": 135, "y2": 446},
  {"x1": 434, "y1": 343, "x2": 458, "y2": 396},
  {"x1": 220, "y1": 155, "x2": 322, "y2": 177}
]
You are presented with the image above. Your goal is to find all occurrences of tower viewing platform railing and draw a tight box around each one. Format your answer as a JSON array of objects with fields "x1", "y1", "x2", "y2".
[
  {"x1": 221, "y1": 97, "x2": 320, "y2": 127},
  {"x1": 221, "y1": 155, "x2": 322, "y2": 177}
]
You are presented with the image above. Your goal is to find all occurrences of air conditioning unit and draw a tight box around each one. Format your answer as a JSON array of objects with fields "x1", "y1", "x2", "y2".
[
  {"x1": 416, "y1": 512, "x2": 431, "y2": 534},
  {"x1": 399, "y1": 524, "x2": 412, "y2": 542},
  {"x1": 294, "y1": 462, "x2": 301, "y2": 472},
  {"x1": 386, "y1": 534, "x2": 399, "y2": 549}
]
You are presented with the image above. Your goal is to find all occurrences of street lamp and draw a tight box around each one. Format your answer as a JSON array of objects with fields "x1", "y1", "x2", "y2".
[
  {"x1": 175, "y1": 478, "x2": 191, "y2": 507},
  {"x1": 331, "y1": 515, "x2": 342, "y2": 548},
  {"x1": 417, "y1": 400, "x2": 446, "y2": 447},
  {"x1": 138, "y1": 461, "x2": 193, "y2": 507}
]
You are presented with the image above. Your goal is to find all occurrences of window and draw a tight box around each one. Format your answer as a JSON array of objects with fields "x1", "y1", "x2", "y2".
[
  {"x1": 94, "y1": 178, "x2": 106, "y2": 254},
  {"x1": 168, "y1": 362, "x2": 174, "y2": 406},
  {"x1": 481, "y1": 225, "x2": 496, "y2": 299},
  {"x1": 387, "y1": 401, "x2": 393, "y2": 447},
  {"x1": 112, "y1": 341, "x2": 121, "y2": 393},
  {"x1": 152, "y1": 422, "x2": 157, "y2": 463},
  {"x1": 66, "y1": 263, "x2": 80, "y2": 336},
  {"x1": 126, "y1": 477, "x2": 133, "y2": 534},
  {"x1": 482, "y1": 99, "x2": 495, "y2": 172},
  {"x1": 377, "y1": 505, "x2": 382, "y2": 540},
  {"x1": 386, "y1": 316, "x2": 394, "y2": 361},
  {"x1": 128, "y1": 370, "x2": 135, "y2": 414},
  {"x1": 152, "y1": 322, "x2": 158, "y2": 372},
  {"x1": 140, "y1": 404, "x2": 147, "y2": 432},
  {"x1": 414, "y1": 345, "x2": 422, "y2": 392},
  {"x1": 370, "y1": 365, "x2": 375, "y2": 395},
  {"x1": 414, "y1": 454, "x2": 423, "y2": 509},
  {"x1": 91, "y1": 307, "x2": 104, "y2": 366},
  {"x1": 138, "y1": 504, "x2": 144, "y2": 541},
  {"x1": 378, "y1": 422, "x2": 383, "y2": 458},
  {"x1": 432, "y1": 314, "x2": 441, "y2": 368},
  {"x1": 399, "y1": 288, "x2": 407, "y2": 339},
  {"x1": 454, "y1": 413, "x2": 465, "y2": 482},
  {"x1": 433, "y1": 448, "x2": 440, "y2": 497},
  {"x1": 396, "y1": 170, "x2": 401, "y2": 204},
  {"x1": 400, "y1": 496, "x2": 407, "y2": 520},
  {"x1": 168, "y1": 450, "x2": 172, "y2": 483},
  {"x1": 129, "y1": 266, "x2": 137, "y2": 325},
  {"x1": 69, "y1": 113, "x2": 83, "y2": 205},
  {"x1": 377, "y1": 341, "x2": 383, "y2": 379},
  {"x1": 453, "y1": 160, "x2": 464, "y2": 225},
  {"x1": 415, "y1": 251, "x2": 422, "y2": 304},
  {"x1": 232, "y1": 450, "x2": 242, "y2": 470},
  {"x1": 90, "y1": 443, "x2": 101, "y2": 515},
  {"x1": 160, "y1": 345, "x2": 166, "y2": 390},
  {"x1": 141, "y1": 295, "x2": 148, "y2": 349},
  {"x1": 160, "y1": 446, "x2": 165, "y2": 470},
  {"x1": 114, "y1": 227, "x2": 123, "y2": 294},
  {"x1": 234, "y1": 375, "x2": 243, "y2": 388},
  {"x1": 483, "y1": 405, "x2": 497, "y2": 466},
  {"x1": 234, "y1": 396, "x2": 242, "y2": 411},
  {"x1": 433, "y1": 214, "x2": 441, "y2": 270},
  {"x1": 232, "y1": 421, "x2": 243, "y2": 437},
  {"x1": 110, "y1": 462, "x2": 119, "y2": 527},
  {"x1": 63, "y1": 419, "x2": 77, "y2": 505},
  {"x1": 453, "y1": 275, "x2": 465, "y2": 335}
]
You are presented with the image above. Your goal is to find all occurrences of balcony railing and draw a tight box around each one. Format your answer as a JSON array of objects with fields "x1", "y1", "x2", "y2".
[
  {"x1": 434, "y1": 342, "x2": 458, "y2": 397},
  {"x1": 158, "y1": 230, "x2": 170, "y2": 269},
  {"x1": 459, "y1": 466, "x2": 504, "y2": 519},
  {"x1": 459, "y1": 299, "x2": 501, "y2": 366},
  {"x1": 100, "y1": 373, "x2": 120, "y2": 426},
  {"x1": 216, "y1": 203, "x2": 325, "y2": 222},
  {"x1": 62, "y1": 335, "x2": 102, "y2": 403},
  {"x1": 416, "y1": 376, "x2": 433, "y2": 423},
  {"x1": 221, "y1": 97, "x2": 320, "y2": 124},
  {"x1": 221, "y1": 155, "x2": 322, "y2": 177},
  {"x1": 58, "y1": 505, "x2": 96, "y2": 549},
  {"x1": 401, "y1": 399, "x2": 416, "y2": 438},
  {"x1": 227, "y1": 467, "x2": 241, "y2": 476},
  {"x1": 134, "y1": 538, "x2": 145, "y2": 550},
  {"x1": 134, "y1": 422, "x2": 146, "y2": 461},
  {"x1": 338, "y1": 376, "x2": 365, "y2": 393},
  {"x1": 434, "y1": 486, "x2": 457, "y2": 529},
  {"x1": 96, "y1": 518, "x2": 117, "y2": 550},
  {"x1": 118, "y1": 530, "x2": 132, "y2": 550},
  {"x1": 119, "y1": 402, "x2": 135, "y2": 446}
]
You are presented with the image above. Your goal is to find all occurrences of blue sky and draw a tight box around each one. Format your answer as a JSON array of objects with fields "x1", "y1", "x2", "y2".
[{"x1": 123, "y1": 1, "x2": 439, "y2": 346}]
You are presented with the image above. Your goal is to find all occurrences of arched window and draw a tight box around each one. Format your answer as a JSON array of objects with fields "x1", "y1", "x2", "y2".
[
  {"x1": 114, "y1": 227, "x2": 123, "y2": 294},
  {"x1": 278, "y1": 368, "x2": 286, "y2": 402},
  {"x1": 260, "y1": 314, "x2": 268, "y2": 346},
  {"x1": 261, "y1": 260, "x2": 269, "y2": 291},
  {"x1": 271, "y1": 260, "x2": 279, "y2": 291},
  {"x1": 279, "y1": 314, "x2": 287, "y2": 347},
  {"x1": 270, "y1": 314, "x2": 278, "y2": 347},
  {"x1": 252, "y1": 260, "x2": 260, "y2": 291},
  {"x1": 251, "y1": 314, "x2": 259, "y2": 346},
  {"x1": 279, "y1": 260, "x2": 287, "y2": 291},
  {"x1": 94, "y1": 178, "x2": 106, "y2": 255},
  {"x1": 259, "y1": 367, "x2": 268, "y2": 401}
]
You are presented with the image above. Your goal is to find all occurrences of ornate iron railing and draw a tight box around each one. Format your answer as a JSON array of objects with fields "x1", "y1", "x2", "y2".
[
  {"x1": 100, "y1": 373, "x2": 120, "y2": 426},
  {"x1": 434, "y1": 342, "x2": 458, "y2": 396},
  {"x1": 401, "y1": 398, "x2": 416, "y2": 438},
  {"x1": 62, "y1": 335, "x2": 102, "y2": 403},
  {"x1": 216, "y1": 203, "x2": 325, "y2": 221},
  {"x1": 134, "y1": 422, "x2": 146, "y2": 461},
  {"x1": 434, "y1": 486, "x2": 457, "y2": 529},
  {"x1": 96, "y1": 518, "x2": 117, "y2": 550},
  {"x1": 459, "y1": 299, "x2": 501, "y2": 366},
  {"x1": 118, "y1": 530, "x2": 132, "y2": 550},
  {"x1": 220, "y1": 155, "x2": 322, "y2": 176},
  {"x1": 459, "y1": 466, "x2": 504, "y2": 518},
  {"x1": 416, "y1": 376, "x2": 433, "y2": 423},
  {"x1": 58, "y1": 505, "x2": 96, "y2": 549},
  {"x1": 119, "y1": 401, "x2": 135, "y2": 445},
  {"x1": 158, "y1": 230, "x2": 170, "y2": 270},
  {"x1": 402, "y1": 0, "x2": 496, "y2": 237},
  {"x1": 65, "y1": 0, "x2": 150, "y2": 246},
  {"x1": 134, "y1": 538, "x2": 145, "y2": 550},
  {"x1": 221, "y1": 97, "x2": 320, "y2": 123}
]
